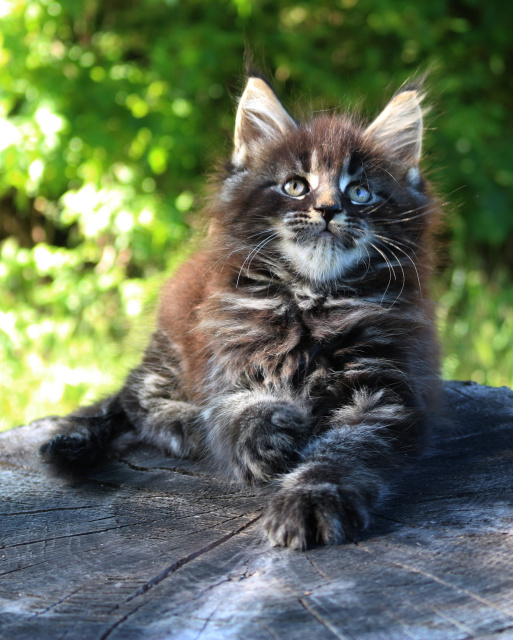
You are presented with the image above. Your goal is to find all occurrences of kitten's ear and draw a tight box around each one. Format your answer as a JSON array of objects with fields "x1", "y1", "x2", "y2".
[
  {"x1": 365, "y1": 88, "x2": 424, "y2": 181},
  {"x1": 233, "y1": 76, "x2": 296, "y2": 167}
]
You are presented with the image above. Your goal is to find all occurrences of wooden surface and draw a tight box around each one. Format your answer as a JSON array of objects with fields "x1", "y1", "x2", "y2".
[{"x1": 1, "y1": 380, "x2": 513, "y2": 640}]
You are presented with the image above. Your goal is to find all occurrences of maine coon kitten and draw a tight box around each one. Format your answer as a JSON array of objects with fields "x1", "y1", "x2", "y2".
[{"x1": 39, "y1": 73, "x2": 441, "y2": 550}]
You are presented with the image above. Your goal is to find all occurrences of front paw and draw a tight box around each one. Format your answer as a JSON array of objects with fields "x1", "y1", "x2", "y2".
[
  {"x1": 40, "y1": 432, "x2": 89, "y2": 463},
  {"x1": 232, "y1": 402, "x2": 309, "y2": 485},
  {"x1": 262, "y1": 480, "x2": 370, "y2": 550},
  {"x1": 38, "y1": 416, "x2": 105, "y2": 475}
]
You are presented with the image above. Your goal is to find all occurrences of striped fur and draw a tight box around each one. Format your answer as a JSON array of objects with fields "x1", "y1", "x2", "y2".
[{"x1": 39, "y1": 73, "x2": 441, "y2": 549}]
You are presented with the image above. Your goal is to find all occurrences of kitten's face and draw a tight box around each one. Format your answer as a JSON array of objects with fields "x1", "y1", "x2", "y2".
[
  {"x1": 257, "y1": 123, "x2": 385, "y2": 283},
  {"x1": 220, "y1": 77, "x2": 427, "y2": 286}
]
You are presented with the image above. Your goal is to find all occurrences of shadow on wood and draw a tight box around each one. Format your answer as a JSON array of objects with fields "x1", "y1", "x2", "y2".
[{"x1": 1, "y1": 381, "x2": 513, "y2": 639}]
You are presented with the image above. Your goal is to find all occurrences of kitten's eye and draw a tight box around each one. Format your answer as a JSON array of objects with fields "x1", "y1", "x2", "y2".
[
  {"x1": 346, "y1": 183, "x2": 372, "y2": 204},
  {"x1": 283, "y1": 177, "x2": 309, "y2": 198}
]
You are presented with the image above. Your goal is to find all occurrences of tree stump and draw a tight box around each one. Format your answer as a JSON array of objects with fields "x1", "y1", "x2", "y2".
[{"x1": 1, "y1": 381, "x2": 513, "y2": 639}]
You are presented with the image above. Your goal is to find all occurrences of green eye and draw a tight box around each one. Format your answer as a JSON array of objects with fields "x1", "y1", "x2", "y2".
[
  {"x1": 346, "y1": 183, "x2": 372, "y2": 204},
  {"x1": 283, "y1": 177, "x2": 309, "y2": 197}
]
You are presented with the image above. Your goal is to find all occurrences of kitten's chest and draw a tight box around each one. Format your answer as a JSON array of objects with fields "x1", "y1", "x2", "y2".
[{"x1": 199, "y1": 288, "x2": 362, "y2": 395}]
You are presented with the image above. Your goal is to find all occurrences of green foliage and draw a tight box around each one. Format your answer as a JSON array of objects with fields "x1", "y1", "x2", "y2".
[
  {"x1": 439, "y1": 267, "x2": 513, "y2": 389},
  {"x1": 1, "y1": 0, "x2": 512, "y2": 430}
]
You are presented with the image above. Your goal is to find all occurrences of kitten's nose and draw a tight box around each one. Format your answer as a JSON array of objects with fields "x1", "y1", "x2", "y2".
[{"x1": 315, "y1": 204, "x2": 342, "y2": 225}]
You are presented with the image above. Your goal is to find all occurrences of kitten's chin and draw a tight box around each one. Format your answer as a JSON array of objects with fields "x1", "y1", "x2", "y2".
[{"x1": 280, "y1": 237, "x2": 362, "y2": 284}]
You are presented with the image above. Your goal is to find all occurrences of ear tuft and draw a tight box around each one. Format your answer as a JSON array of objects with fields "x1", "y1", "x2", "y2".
[
  {"x1": 233, "y1": 77, "x2": 296, "y2": 168},
  {"x1": 365, "y1": 89, "x2": 425, "y2": 173}
]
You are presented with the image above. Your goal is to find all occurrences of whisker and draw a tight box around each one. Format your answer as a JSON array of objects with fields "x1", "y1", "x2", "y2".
[
  {"x1": 377, "y1": 234, "x2": 423, "y2": 297},
  {"x1": 366, "y1": 194, "x2": 394, "y2": 216},
  {"x1": 246, "y1": 227, "x2": 278, "y2": 240},
  {"x1": 376, "y1": 241, "x2": 406, "y2": 305},
  {"x1": 376, "y1": 202, "x2": 444, "y2": 225},
  {"x1": 369, "y1": 242, "x2": 395, "y2": 303},
  {"x1": 236, "y1": 233, "x2": 279, "y2": 287},
  {"x1": 210, "y1": 243, "x2": 253, "y2": 273},
  {"x1": 244, "y1": 234, "x2": 279, "y2": 277},
  {"x1": 374, "y1": 232, "x2": 421, "y2": 257}
]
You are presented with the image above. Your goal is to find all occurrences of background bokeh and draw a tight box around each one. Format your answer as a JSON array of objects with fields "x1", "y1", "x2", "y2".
[{"x1": 1, "y1": 0, "x2": 512, "y2": 430}]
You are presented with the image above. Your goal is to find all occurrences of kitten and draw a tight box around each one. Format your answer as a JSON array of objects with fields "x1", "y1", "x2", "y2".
[{"x1": 39, "y1": 73, "x2": 441, "y2": 550}]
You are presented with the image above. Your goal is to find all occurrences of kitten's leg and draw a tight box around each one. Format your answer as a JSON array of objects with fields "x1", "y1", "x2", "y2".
[
  {"x1": 201, "y1": 391, "x2": 310, "y2": 485},
  {"x1": 39, "y1": 330, "x2": 200, "y2": 474},
  {"x1": 119, "y1": 331, "x2": 201, "y2": 457},
  {"x1": 38, "y1": 393, "x2": 133, "y2": 474},
  {"x1": 262, "y1": 386, "x2": 428, "y2": 549}
]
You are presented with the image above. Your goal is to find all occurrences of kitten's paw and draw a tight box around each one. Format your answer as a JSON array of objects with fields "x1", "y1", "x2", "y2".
[
  {"x1": 233, "y1": 402, "x2": 309, "y2": 485},
  {"x1": 38, "y1": 419, "x2": 108, "y2": 475},
  {"x1": 262, "y1": 481, "x2": 369, "y2": 550},
  {"x1": 40, "y1": 431, "x2": 89, "y2": 462}
]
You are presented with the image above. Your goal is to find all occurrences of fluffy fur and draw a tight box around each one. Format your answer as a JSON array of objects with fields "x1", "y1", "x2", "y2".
[{"x1": 38, "y1": 73, "x2": 441, "y2": 550}]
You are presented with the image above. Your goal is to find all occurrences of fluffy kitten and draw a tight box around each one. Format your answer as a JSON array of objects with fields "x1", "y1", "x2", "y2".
[{"x1": 39, "y1": 73, "x2": 440, "y2": 550}]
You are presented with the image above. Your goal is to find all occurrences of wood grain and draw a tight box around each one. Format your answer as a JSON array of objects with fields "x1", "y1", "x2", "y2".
[{"x1": 1, "y1": 381, "x2": 513, "y2": 639}]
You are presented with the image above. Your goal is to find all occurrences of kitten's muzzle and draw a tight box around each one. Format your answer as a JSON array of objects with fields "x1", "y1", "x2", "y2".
[{"x1": 315, "y1": 204, "x2": 342, "y2": 225}]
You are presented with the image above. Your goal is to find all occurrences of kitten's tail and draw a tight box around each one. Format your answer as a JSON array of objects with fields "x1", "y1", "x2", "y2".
[{"x1": 38, "y1": 393, "x2": 134, "y2": 476}]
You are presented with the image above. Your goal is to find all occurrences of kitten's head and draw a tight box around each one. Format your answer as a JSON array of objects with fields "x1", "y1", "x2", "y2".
[{"x1": 216, "y1": 74, "x2": 432, "y2": 290}]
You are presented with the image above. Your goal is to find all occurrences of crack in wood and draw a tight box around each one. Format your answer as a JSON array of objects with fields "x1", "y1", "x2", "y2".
[
  {"x1": 118, "y1": 501, "x2": 250, "y2": 523},
  {"x1": 82, "y1": 477, "x2": 128, "y2": 490},
  {"x1": 142, "y1": 512, "x2": 254, "y2": 541},
  {"x1": 4, "y1": 521, "x2": 150, "y2": 549},
  {"x1": 99, "y1": 599, "x2": 148, "y2": 640},
  {"x1": 305, "y1": 553, "x2": 332, "y2": 582},
  {"x1": 118, "y1": 459, "x2": 263, "y2": 501},
  {"x1": 297, "y1": 596, "x2": 352, "y2": 640},
  {"x1": 193, "y1": 601, "x2": 222, "y2": 640},
  {"x1": 30, "y1": 587, "x2": 84, "y2": 620},
  {"x1": 99, "y1": 512, "x2": 262, "y2": 639},
  {"x1": 0, "y1": 587, "x2": 85, "y2": 635},
  {"x1": 0, "y1": 558, "x2": 49, "y2": 577},
  {"x1": 119, "y1": 457, "x2": 210, "y2": 478},
  {"x1": 0, "y1": 505, "x2": 97, "y2": 517},
  {"x1": 462, "y1": 623, "x2": 513, "y2": 640},
  {"x1": 430, "y1": 605, "x2": 475, "y2": 635},
  {"x1": 178, "y1": 513, "x2": 250, "y2": 537},
  {"x1": 170, "y1": 558, "x2": 262, "y2": 609},
  {"x1": 125, "y1": 512, "x2": 262, "y2": 602},
  {"x1": 190, "y1": 576, "x2": 233, "y2": 600},
  {"x1": 359, "y1": 545, "x2": 513, "y2": 620}
]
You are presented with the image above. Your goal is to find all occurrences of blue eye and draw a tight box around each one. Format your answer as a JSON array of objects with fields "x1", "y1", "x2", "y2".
[{"x1": 346, "y1": 183, "x2": 372, "y2": 204}]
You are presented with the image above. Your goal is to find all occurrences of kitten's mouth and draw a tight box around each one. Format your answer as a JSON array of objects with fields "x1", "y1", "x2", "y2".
[
  {"x1": 314, "y1": 226, "x2": 363, "y2": 252},
  {"x1": 318, "y1": 225, "x2": 337, "y2": 240}
]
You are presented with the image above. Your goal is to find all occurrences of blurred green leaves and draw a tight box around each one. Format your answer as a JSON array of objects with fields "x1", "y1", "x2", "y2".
[
  {"x1": 439, "y1": 267, "x2": 513, "y2": 388},
  {"x1": 0, "y1": 0, "x2": 512, "y2": 430}
]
